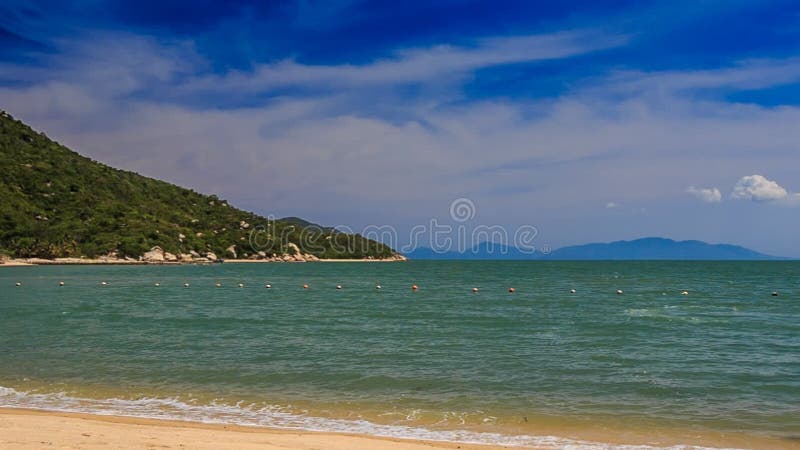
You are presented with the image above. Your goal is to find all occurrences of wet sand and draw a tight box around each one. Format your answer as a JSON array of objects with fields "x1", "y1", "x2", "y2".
[{"x1": 0, "y1": 408, "x2": 508, "y2": 450}]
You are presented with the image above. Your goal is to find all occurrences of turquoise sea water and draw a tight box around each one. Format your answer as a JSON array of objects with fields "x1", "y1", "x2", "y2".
[{"x1": 1, "y1": 261, "x2": 799, "y2": 448}]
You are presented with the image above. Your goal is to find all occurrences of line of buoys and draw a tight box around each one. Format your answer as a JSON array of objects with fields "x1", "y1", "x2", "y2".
[{"x1": 8, "y1": 281, "x2": 786, "y2": 297}]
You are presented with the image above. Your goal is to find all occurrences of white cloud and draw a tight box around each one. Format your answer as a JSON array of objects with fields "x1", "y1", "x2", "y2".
[
  {"x1": 731, "y1": 175, "x2": 789, "y2": 202},
  {"x1": 182, "y1": 30, "x2": 629, "y2": 93},
  {"x1": 4, "y1": 30, "x2": 800, "y2": 252},
  {"x1": 686, "y1": 186, "x2": 722, "y2": 203}
]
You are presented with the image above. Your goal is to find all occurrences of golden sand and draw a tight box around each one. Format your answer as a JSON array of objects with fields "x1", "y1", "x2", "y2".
[{"x1": 0, "y1": 408, "x2": 508, "y2": 450}]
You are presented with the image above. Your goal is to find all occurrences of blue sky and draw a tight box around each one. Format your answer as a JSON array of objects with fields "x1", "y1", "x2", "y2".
[{"x1": 1, "y1": 0, "x2": 800, "y2": 256}]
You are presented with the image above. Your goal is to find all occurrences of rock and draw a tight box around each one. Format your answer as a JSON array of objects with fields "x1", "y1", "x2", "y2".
[
  {"x1": 195, "y1": 232, "x2": 204, "y2": 238},
  {"x1": 206, "y1": 252, "x2": 218, "y2": 262},
  {"x1": 257, "y1": 251, "x2": 267, "y2": 258},
  {"x1": 282, "y1": 254, "x2": 293, "y2": 262},
  {"x1": 293, "y1": 254, "x2": 306, "y2": 262},
  {"x1": 226, "y1": 245, "x2": 237, "y2": 258},
  {"x1": 287, "y1": 242, "x2": 300, "y2": 255},
  {"x1": 142, "y1": 246, "x2": 165, "y2": 262},
  {"x1": 163, "y1": 252, "x2": 178, "y2": 262},
  {"x1": 239, "y1": 220, "x2": 250, "y2": 229},
  {"x1": 189, "y1": 250, "x2": 200, "y2": 258},
  {"x1": 179, "y1": 253, "x2": 192, "y2": 262},
  {"x1": 178, "y1": 233, "x2": 186, "y2": 241}
]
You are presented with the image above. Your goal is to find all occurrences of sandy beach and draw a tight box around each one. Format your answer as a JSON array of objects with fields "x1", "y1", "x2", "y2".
[{"x1": 0, "y1": 408, "x2": 507, "y2": 450}]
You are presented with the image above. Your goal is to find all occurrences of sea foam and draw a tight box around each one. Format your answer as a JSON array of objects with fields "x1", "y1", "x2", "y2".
[{"x1": 0, "y1": 385, "x2": 739, "y2": 450}]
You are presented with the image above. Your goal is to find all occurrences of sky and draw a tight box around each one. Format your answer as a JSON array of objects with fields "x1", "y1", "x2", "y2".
[{"x1": 1, "y1": 0, "x2": 799, "y2": 256}]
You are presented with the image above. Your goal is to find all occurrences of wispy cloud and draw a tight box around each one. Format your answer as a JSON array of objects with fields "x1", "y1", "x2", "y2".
[
  {"x1": 182, "y1": 30, "x2": 629, "y2": 94},
  {"x1": 686, "y1": 186, "x2": 722, "y2": 203}
]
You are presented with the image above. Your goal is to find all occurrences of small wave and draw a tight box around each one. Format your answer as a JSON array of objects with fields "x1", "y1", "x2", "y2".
[{"x1": 0, "y1": 385, "x2": 739, "y2": 450}]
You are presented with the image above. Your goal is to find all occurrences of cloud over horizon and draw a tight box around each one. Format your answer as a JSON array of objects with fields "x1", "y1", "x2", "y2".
[
  {"x1": 731, "y1": 175, "x2": 799, "y2": 205},
  {"x1": 686, "y1": 186, "x2": 722, "y2": 203}
]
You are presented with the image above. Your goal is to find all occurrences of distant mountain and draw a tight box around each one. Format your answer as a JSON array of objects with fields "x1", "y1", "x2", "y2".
[
  {"x1": 545, "y1": 237, "x2": 783, "y2": 260},
  {"x1": 406, "y1": 237, "x2": 786, "y2": 260},
  {"x1": 405, "y1": 241, "x2": 538, "y2": 260},
  {"x1": 0, "y1": 111, "x2": 399, "y2": 260}
]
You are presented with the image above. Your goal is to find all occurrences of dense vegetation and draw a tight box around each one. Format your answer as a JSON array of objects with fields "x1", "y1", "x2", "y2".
[{"x1": 0, "y1": 111, "x2": 397, "y2": 260}]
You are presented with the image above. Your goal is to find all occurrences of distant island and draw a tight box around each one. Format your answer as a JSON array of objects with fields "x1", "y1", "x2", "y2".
[
  {"x1": 406, "y1": 237, "x2": 787, "y2": 260},
  {"x1": 0, "y1": 111, "x2": 403, "y2": 263}
]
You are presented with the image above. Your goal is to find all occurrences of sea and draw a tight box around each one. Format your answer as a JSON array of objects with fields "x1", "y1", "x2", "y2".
[{"x1": 1, "y1": 261, "x2": 798, "y2": 449}]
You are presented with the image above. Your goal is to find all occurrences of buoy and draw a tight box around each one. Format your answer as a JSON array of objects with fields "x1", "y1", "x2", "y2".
[
  {"x1": 184, "y1": 283, "x2": 190, "y2": 288},
  {"x1": 265, "y1": 284, "x2": 272, "y2": 289},
  {"x1": 100, "y1": 281, "x2": 107, "y2": 286},
  {"x1": 616, "y1": 289, "x2": 623, "y2": 295},
  {"x1": 681, "y1": 291, "x2": 689, "y2": 296},
  {"x1": 375, "y1": 285, "x2": 382, "y2": 290},
  {"x1": 336, "y1": 285, "x2": 342, "y2": 290},
  {"x1": 472, "y1": 287, "x2": 479, "y2": 293},
  {"x1": 411, "y1": 284, "x2": 418, "y2": 291},
  {"x1": 569, "y1": 289, "x2": 576, "y2": 294},
  {"x1": 154, "y1": 283, "x2": 161, "y2": 287},
  {"x1": 508, "y1": 287, "x2": 515, "y2": 293},
  {"x1": 303, "y1": 284, "x2": 309, "y2": 289},
  {"x1": 59, "y1": 281, "x2": 65, "y2": 287},
  {"x1": 215, "y1": 282, "x2": 222, "y2": 288},
  {"x1": 772, "y1": 291, "x2": 778, "y2": 297},
  {"x1": 238, "y1": 283, "x2": 244, "y2": 288}
]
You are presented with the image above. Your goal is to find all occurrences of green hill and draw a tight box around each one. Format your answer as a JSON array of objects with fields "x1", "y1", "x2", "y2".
[{"x1": 0, "y1": 110, "x2": 398, "y2": 260}]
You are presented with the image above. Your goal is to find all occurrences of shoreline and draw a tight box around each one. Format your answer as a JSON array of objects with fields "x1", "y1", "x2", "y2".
[
  {"x1": 0, "y1": 405, "x2": 797, "y2": 450},
  {"x1": 0, "y1": 257, "x2": 407, "y2": 267},
  {"x1": 0, "y1": 407, "x2": 507, "y2": 450}
]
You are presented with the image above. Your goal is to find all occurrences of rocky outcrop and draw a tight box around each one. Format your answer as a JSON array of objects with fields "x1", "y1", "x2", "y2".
[
  {"x1": 142, "y1": 246, "x2": 165, "y2": 262},
  {"x1": 226, "y1": 245, "x2": 237, "y2": 258},
  {"x1": 163, "y1": 252, "x2": 178, "y2": 262},
  {"x1": 206, "y1": 252, "x2": 218, "y2": 262}
]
